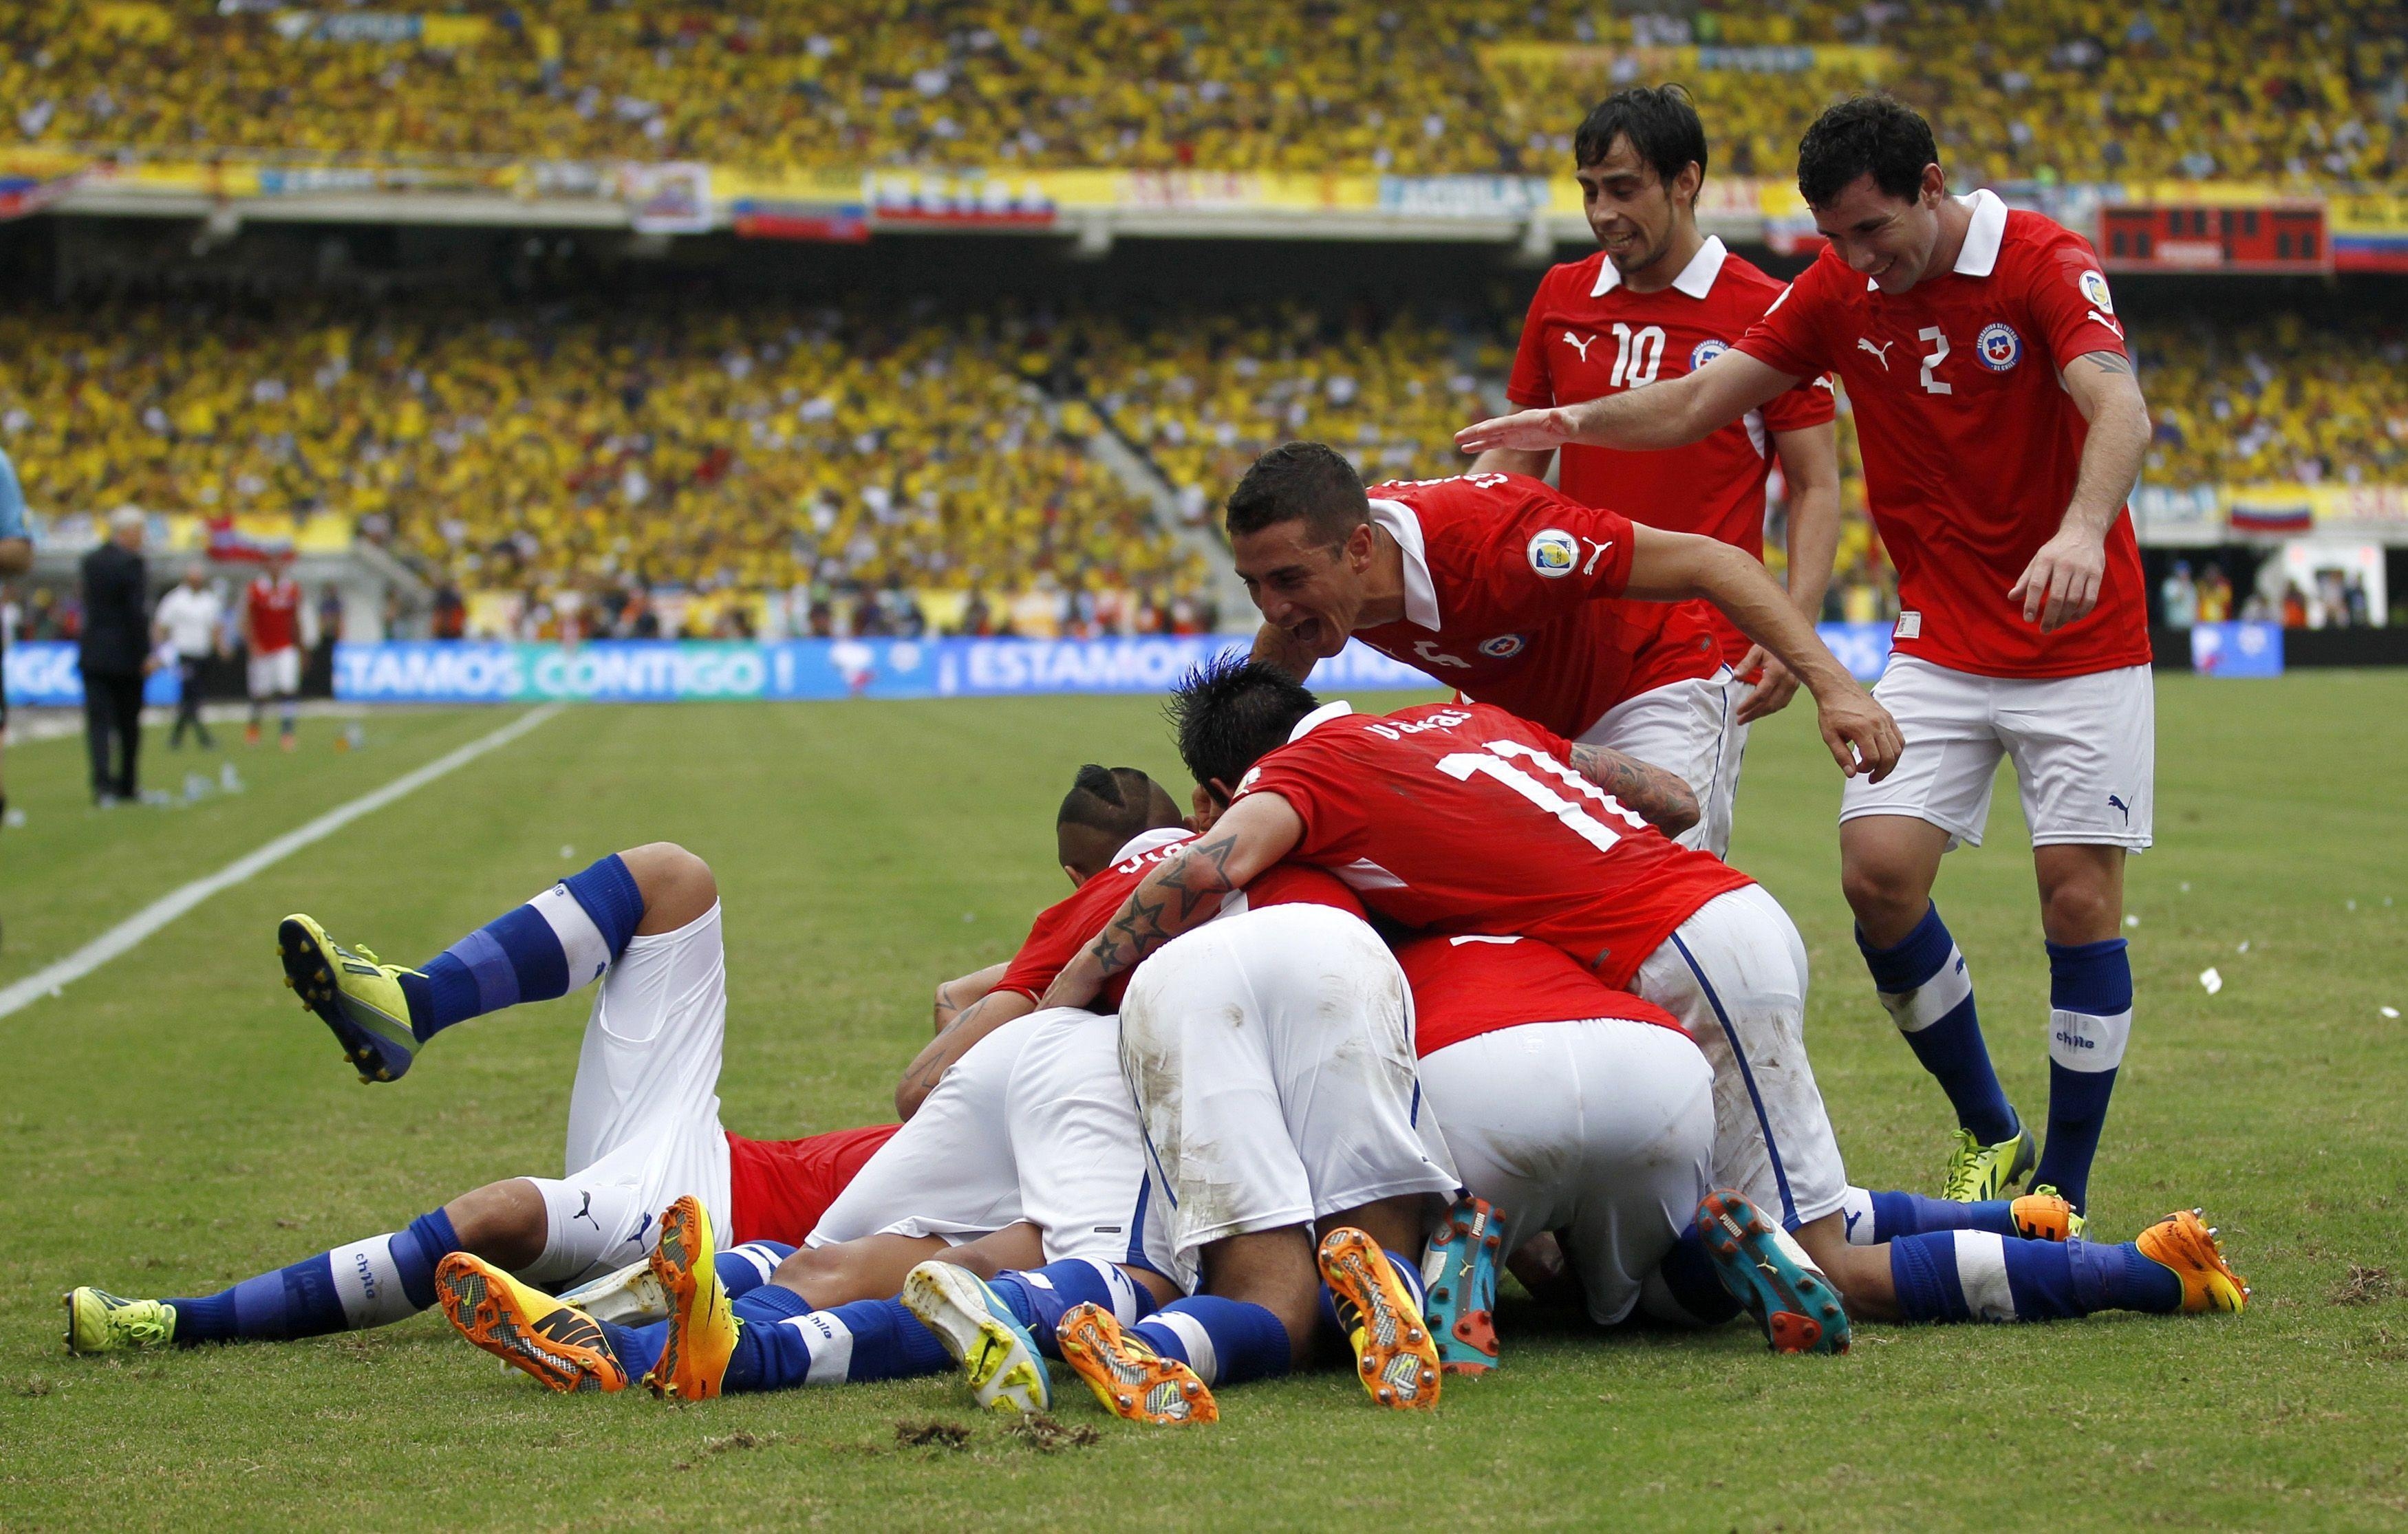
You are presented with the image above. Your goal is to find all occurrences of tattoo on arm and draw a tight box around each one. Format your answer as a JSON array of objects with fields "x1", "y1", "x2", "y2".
[
  {"x1": 1086, "y1": 832, "x2": 1244, "y2": 979},
  {"x1": 1568, "y1": 744, "x2": 1700, "y2": 835},
  {"x1": 2075, "y1": 350, "x2": 2134, "y2": 377}
]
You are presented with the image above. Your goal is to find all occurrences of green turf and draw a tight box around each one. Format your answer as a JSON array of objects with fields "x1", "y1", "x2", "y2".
[{"x1": 1, "y1": 677, "x2": 2404, "y2": 1531}]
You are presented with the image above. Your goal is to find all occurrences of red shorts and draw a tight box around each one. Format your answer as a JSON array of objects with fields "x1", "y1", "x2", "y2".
[{"x1": 724, "y1": 1123, "x2": 901, "y2": 1246}]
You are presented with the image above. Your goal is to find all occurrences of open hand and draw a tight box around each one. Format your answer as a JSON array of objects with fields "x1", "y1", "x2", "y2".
[
  {"x1": 1454, "y1": 407, "x2": 1574, "y2": 457},
  {"x1": 2009, "y1": 528, "x2": 2107, "y2": 632}
]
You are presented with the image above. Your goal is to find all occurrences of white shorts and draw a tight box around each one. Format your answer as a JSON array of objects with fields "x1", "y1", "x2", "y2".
[
  {"x1": 1418, "y1": 1017, "x2": 1714, "y2": 1326},
  {"x1": 519, "y1": 903, "x2": 734, "y2": 1290},
  {"x1": 1633, "y1": 884, "x2": 1847, "y2": 1231},
  {"x1": 808, "y1": 1008, "x2": 1165, "y2": 1274},
  {"x1": 247, "y1": 645, "x2": 301, "y2": 698},
  {"x1": 1839, "y1": 656, "x2": 2154, "y2": 851},
  {"x1": 1581, "y1": 665, "x2": 1748, "y2": 858},
  {"x1": 1119, "y1": 905, "x2": 1459, "y2": 1295}
]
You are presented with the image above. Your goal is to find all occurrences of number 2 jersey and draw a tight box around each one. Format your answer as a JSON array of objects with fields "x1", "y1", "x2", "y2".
[
  {"x1": 1234, "y1": 699, "x2": 1752, "y2": 987},
  {"x1": 1353, "y1": 471, "x2": 1723, "y2": 741}
]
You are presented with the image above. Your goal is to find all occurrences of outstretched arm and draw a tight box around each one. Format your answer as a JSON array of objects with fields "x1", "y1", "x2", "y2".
[
  {"x1": 1454, "y1": 349, "x2": 1798, "y2": 456},
  {"x1": 1035, "y1": 792, "x2": 1307, "y2": 1011},
  {"x1": 896, "y1": 987, "x2": 1035, "y2": 1120},
  {"x1": 1734, "y1": 422, "x2": 1844, "y2": 726},
  {"x1": 1567, "y1": 743, "x2": 1698, "y2": 838},
  {"x1": 2010, "y1": 351, "x2": 2150, "y2": 632},
  {"x1": 932, "y1": 960, "x2": 1010, "y2": 1035}
]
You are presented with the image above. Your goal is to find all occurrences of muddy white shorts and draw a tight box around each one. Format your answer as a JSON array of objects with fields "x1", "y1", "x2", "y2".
[
  {"x1": 1580, "y1": 665, "x2": 1748, "y2": 858},
  {"x1": 1839, "y1": 656, "x2": 2153, "y2": 851}
]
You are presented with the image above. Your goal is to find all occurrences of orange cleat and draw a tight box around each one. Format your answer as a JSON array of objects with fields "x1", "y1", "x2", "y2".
[
  {"x1": 2135, "y1": 1209, "x2": 2250, "y2": 1314},
  {"x1": 2009, "y1": 1190, "x2": 2082, "y2": 1242},
  {"x1": 644, "y1": 1195, "x2": 735, "y2": 1401},
  {"x1": 1317, "y1": 1226, "x2": 1441, "y2": 1409},
  {"x1": 433, "y1": 1252, "x2": 627, "y2": 1394},
  {"x1": 1056, "y1": 1302, "x2": 1218, "y2": 1425}
]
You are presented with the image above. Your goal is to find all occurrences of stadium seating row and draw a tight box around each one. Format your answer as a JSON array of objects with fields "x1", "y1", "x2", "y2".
[{"x1": 7, "y1": 0, "x2": 2401, "y2": 184}]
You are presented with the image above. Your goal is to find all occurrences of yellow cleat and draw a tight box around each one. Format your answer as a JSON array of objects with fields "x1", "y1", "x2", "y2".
[
  {"x1": 2136, "y1": 1209, "x2": 2250, "y2": 1314},
  {"x1": 63, "y1": 1288, "x2": 175, "y2": 1354},
  {"x1": 2010, "y1": 1188, "x2": 2086, "y2": 1242},
  {"x1": 433, "y1": 1253, "x2": 627, "y2": 1393},
  {"x1": 1942, "y1": 1123, "x2": 2037, "y2": 1202},
  {"x1": 901, "y1": 1260, "x2": 1051, "y2": 1416},
  {"x1": 1317, "y1": 1226, "x2": 1441, "y2": 1410},
  {"x1": 645, "y1": 1195, "x2": 735, "y2": 1402},
  {"x1": 278, "y1": 914, "x2": 422, "y2": 1084},
  {"x1": 1056, "y1": 1301, "x2": 1217, "y2": 1425}
]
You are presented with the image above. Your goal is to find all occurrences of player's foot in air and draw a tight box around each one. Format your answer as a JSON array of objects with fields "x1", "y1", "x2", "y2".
[
  {"x1": 900, "y1": 1260, "x2": 1051, "y2": 1416},
  {"x1": 278, "y1": 914, "x2": 421, "y2": 1084},
  {"x1": 1695, "y1": 1189, "x2": 1851, "y2": 1356},
  {"x1": 645, "y1": 1195, "x2": 734, "y2": 1402},
  {"x1": 2135, "y1": 1209, "x2": 2250, "y2": 1314},
  {"x1": 557, "y1": 1254, "x2": 669, "y2": 1326},
  {"x1": 1422, "y1": 1193, "x2": 1502, "y2": 1374},
  {"x1": 2012, "y1": 1186, "x2": 2085, "y2": 1242},
  {"x1": 1057, "y1": 1301, "x2": 1216, "y2": 1425},
  {"x1": 433, "y1": 1253, "x2": 627, "y2": 1393},
  {"x1": 1941, "y1": 1122, "x2": 2036, "y2": 1202},
  {"x1": 1318, "y1": 1226, "x2": 1441, "y2": 1409},
  {"x1": 63, "y1": 1288, "x2": 175, "y2": 1354}
]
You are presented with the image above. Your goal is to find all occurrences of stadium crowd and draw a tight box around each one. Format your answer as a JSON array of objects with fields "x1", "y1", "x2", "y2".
[
  {"x1": 2137, "y1": 313, "x2": 2408, "y2": 488},
  {"x1": 5, "y1": 0, "x2": 2402, "y2": 185}
]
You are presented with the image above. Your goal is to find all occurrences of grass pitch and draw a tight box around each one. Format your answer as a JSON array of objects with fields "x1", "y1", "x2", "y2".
[{"x1": 1, "y1": 676, "x2": 2405, "y2": 1531}]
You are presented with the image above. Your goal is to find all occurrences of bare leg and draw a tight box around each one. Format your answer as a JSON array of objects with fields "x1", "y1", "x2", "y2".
[
  {"x1": 1792, "y1": 1213, "x2": 1901, "y2": 1321},
  {"x1": 2034, "y1": 843, "x2": 2125, "y2": 944},
  {"x1": 768, "y1": 1233, "x2": 950, "y2": 1308},
  {"x1": 1840, "y1": 814, "x2": 1951, "y2": 947},
  {"x1": 1198, "y1": 1228, "x2": 1322, "y2": 1368}
]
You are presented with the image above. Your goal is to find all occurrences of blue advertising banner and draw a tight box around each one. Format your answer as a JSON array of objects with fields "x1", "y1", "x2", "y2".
[
  {"x1": 2189, "y1": 622, "x2": 2284, "y2": 677},
  {"x1": 2, "y1": 645, "x2": 182, "y2": 707}
]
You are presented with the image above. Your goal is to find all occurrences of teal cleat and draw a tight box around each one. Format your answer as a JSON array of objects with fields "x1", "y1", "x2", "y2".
[
  {"x1": 1695, "y1": 1189, "x2": 1851, "y2": 1355},
  {"x1": 279, "y1": 914, "x2": 421, "y2": 1084},
  {"x1": 1422, "y1": 1193, "x2": 1502, "y2": 1374},
  {"x1": 901, "y1": 1260, "x2": 1051, "y2": 1416}
]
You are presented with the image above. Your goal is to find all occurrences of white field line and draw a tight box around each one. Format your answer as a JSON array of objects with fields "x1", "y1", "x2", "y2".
[{"x1": 0, "y1": 704, "x2": 563, "y2": 1021}]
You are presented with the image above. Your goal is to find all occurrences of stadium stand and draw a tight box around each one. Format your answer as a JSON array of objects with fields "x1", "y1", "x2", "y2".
[
  {"x1": 2131, "y1": 314, "x2": 2408, "y2": 488},
  {"x1": 6, "y1": 1, "x2": 2400, "y2": 184}
]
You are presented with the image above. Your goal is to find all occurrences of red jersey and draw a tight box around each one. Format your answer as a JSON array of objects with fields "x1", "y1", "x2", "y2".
[
  {"x1": 724, "y1": 1123, "x2": 899, "y2": 1246},
  {"x1": 1355, "y1": 473, "x2": 1721, "y2": 739},
  {"x1": 1236, "y1": 700, "x2": 1753, "y2": 986},
  {"x1": 1734, "y1": 191, "x2": 2150, "y2": 679},
  {"x1": 246, "y1": 576, "x2": 301, "y2": 653},
  {"x1": 997, "y1": 828, "x2": 1366, "y2": 1010},
  {"x1": 1508, "y1": 238, "x2": 1838, "y2": 665},
  {"x1": 1398, "y1": 933, "x2": 1686, "y2": 1057}
]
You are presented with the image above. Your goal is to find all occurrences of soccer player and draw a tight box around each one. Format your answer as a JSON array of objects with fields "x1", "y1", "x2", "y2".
[
  {"x1": 1459, "y1": 97, "x2": 2157, "y2": 1218},
  {"x1": 63, "y1": 841, "x2": 894, "y2": 1356},
  {"x1": 0, "y1": 444, "x2": 32, "y2": 834},
  {"x1": 1474, "y1": 85, "x2": 1844, "y2": 855},
  {"x1": 1227, "y1": 444, "x2": 1902, "y2": 834},
  {"x1": 243, "y1": 549, "x2": 303, "y2": 749}
]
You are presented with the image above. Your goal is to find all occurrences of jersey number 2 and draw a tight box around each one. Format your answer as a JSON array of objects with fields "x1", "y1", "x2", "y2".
[
  {"x1": 1434, "y1": 740, "x2": 1649, "y2": 854},
  {"x1": 1917, "y1": 326, "x2": 1953, "y2": 396}
]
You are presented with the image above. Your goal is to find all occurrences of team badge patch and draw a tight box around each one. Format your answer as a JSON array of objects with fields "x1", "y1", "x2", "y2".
[
  {"x1": 1526, "y1": 528, "x2": 1578, "y2": 578},
  {"x1": 1690, "y1": 338, "x2": 1729, "y2": 372},
  {"x1": 2078, "y1": 269, "x2": 2114, "y2": 313},
  {"x1": 1976, "y1": 323, "x2": 2023, "y2": 371},
  {"x1": 1478, "y1": 634, "x2": 1527, "y2": 658}
]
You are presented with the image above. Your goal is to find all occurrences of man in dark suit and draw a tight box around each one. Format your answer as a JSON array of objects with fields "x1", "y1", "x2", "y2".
[{"x1": 80, "y1": 507, "x2": 152, "y2": 804}]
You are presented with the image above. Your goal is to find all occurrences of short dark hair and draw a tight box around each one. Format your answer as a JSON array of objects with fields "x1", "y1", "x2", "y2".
[
  {"x1": 1224, "y1": 442, "x2": 1370, "y2": 547},
  {"x1": 1168, "y1": 653, "x2": 1320, "y2": 798},
  {"x1": 1796, "y1": 95, "x2": 1938, "y2": 208},
  {"x1": 1573, "y1": 85, "x2": 1708, "y2": 204},
  {"x1": 1057, "y1": 764, "x2": 1177, "y2": 845}
]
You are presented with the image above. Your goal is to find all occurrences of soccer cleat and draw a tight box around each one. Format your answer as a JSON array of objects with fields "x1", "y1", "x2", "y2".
[
  {"x1": 1056, "y1": 1302, "x2": 1216, "y2": 1425},
  {"x1": 278, "y1": 914, "x2": 421, "y2": 1084},
  {"x1": 900, "y1": 1260, "x2": 1051, "y2": 1416},
  {"x1": 1695, "y1": 1189, "x2": 1851, "y2": 1356},
  {"x1": 2012, "y1": 1187, "x2": 2086, "y2": 1242},
  {"x1": 433, "y1": 1253, "x2": 627, "y2": 1394},
  {"x1": 1421, "y1": 1193, "x2": 1503, "y2": 1375},
  {"x1": 1318, "y1": 1226, "x2": 1441, "y2": 1409},
  {"x1": 63, "y1": 1288, "x2": 175, "y2": 1354},
  {"x1": 1941, "y1": 1123, "x2": 2037, "y2": 1202},
  {"x1": 645, "y1": 1195, "x2": 735, "y2": 1402},
  {"x1": 557, "y1": 1255, "x2": 669, "y2": 1326},
  {"x1": 245, "y1": 722, "x2": 261, "y2": 746},
  {"x1": 2135, "y1": 1209, "x2": 2250, "y2": 1315}
]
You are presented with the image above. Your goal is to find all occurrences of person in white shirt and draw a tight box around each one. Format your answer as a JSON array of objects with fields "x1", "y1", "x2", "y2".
[{"x1": 154, "y1": 563, "x2": 226, "y2": 750}]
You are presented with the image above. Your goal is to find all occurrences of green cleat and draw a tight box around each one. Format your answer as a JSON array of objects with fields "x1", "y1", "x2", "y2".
[
  {"x1": 1941, "y1": 1122, "x2": 2036, "y2": 1202},
  {"x1": 279, "y1": 914, "x2": 422, "y2": 1084},
  {"x1": 63, "y1": 1288, "x2": 176, "y2": 1354}
]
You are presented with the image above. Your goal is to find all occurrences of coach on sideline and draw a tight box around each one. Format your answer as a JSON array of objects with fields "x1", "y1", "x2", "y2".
[{"x1": 80, "y1": 507, "x2": 153, "y2": 806}]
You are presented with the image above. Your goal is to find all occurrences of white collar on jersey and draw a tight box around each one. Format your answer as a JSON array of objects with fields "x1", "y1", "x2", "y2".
[
  {"x1": 1869, "y1": 188, "x2": 2006, "y2": 290},
  {"x1": 1590, "y1": 234, "x2": 1728, "y2": 299},
  {"x1": 1365, "y1": 497, "x2": 1441, "y2": 631},
  {"x1": 1287, "y1": 700, "x2": 1356, "y2": 743},
  {"x1": 1110, "y1": 825, "x2": 1193, "y2": 863}
]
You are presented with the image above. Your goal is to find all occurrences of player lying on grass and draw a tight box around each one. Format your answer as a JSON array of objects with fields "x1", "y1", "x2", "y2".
[
  {"x1": 1040, "y1": 657, "x2": 2250, "y2": 1352},
  {"x1": 64, "y1": 842, "x2": 899, "y2": 1354}
]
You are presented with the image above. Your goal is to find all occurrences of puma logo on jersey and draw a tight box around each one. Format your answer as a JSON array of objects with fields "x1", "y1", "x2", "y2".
[
  {"x1": 1856, "y1": 337, "x2": 1896, "y2": 369},
  {"x1": 1562, "y1": 330, "x2": 1595, "y2": 361}
]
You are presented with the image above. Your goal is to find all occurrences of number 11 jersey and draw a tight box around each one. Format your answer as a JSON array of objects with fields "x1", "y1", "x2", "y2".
[{"x1": 1232, "y1": 699, "x2": 1752, "y2": 986}]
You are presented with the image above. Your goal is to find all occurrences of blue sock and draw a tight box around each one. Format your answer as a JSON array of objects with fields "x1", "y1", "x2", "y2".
[
  {"x1": 1840, "y1": 1187, "x2": 2023, "y2": 1245},
  {"x1": 1886, "y1": 1231, "x2": 2180, "y2": 1322},
  {"x1": 168, "y1": 1207, "x2": 458, "y2": 1345},
  {"x1": 720, "y1": 1287, "x2": 948, "y2": 1394},
  {"x1": 717, "y1": 1241, "x2": 797, "y2": 1299},
  {"x1": 1860, "y1": 905, "x2": 2018, "y2": 1143},
  {"x1": 1652, "y1": 1227, "x2": 1743, "y2": 1324},
  {"x1": 599, "y1": 1317, "x2": 665, "y2": 1381},
  {"x1": 397, "y1": 854, "x2": 645, "y2": 1042},
  {"x1": 1134, "y1": 1297, "x2": 1291, "y2": 1386},
  {"x1": 987, "y1": 1258, "x2": 1152, "y2": 1359},
  {"x1": 2034, "y1": 937, "x2": 2132, "y2": 1213}
]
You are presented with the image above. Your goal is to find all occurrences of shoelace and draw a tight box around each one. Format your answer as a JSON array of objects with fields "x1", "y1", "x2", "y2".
[{"x1": 1940, "y1": 1128, "x2": 1992, "y2": 1201}]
